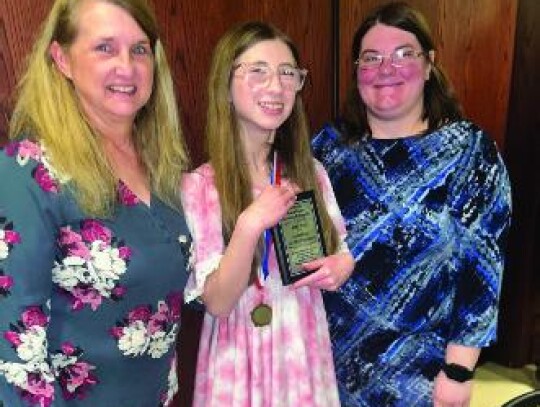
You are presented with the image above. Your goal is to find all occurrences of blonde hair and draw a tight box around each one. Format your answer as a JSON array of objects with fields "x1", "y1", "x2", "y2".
[
  {"x1": 9, "y1": 0, "x2": 189, "y2": 217},
  {"x1": 206, "y1": 21, "x2": 340, "y2": 277}
]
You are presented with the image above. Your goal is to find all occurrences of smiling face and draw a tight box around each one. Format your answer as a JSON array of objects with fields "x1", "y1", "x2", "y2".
[
  {"x1": 357, "y1": 23, "x2": 431, "y2": 125},
  {"x1": 50, "y1": 0, "x2": 154, "y2": 131},
  {"x1": 229, "y1": 39, "x2": 298, "y2": 142}
]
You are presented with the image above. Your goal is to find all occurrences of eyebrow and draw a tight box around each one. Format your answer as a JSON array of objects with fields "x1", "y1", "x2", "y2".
[
  {"x1": 94, "y1": 36, "x2": 150, "y2": 45},
  {"x1": 239, "y1": 60, "x2": 297, "y2": 67},
  {"x1": 360, "y1": 44, "x2": 416, "y2": 53}
]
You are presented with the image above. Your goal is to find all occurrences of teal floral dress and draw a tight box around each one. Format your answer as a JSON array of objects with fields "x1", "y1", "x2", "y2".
[{"x1": 0, "y1": 138, "x2": 193, "y2": 406}]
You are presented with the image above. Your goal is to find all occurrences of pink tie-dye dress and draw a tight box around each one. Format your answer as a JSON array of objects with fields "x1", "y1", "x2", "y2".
[{"x1": 181, "y1": 161, "x2": 347, "y2": 407}]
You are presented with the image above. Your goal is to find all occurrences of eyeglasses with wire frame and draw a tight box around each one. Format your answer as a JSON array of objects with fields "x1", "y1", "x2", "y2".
[
  {"x1": 233, "y1": 62, "x2": 308, "y2": 92},
  {"x1": 355, "y1": 47, "x2": 426, "y2": 70}
]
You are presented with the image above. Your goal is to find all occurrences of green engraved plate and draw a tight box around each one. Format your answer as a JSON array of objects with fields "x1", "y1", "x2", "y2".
[{"x1": 271, "y1": 190, "x2": 327, "y2": 285}]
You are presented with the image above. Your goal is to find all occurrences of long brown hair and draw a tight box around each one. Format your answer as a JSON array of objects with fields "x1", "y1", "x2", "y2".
[
  {"x1": 206, "y1": 21, "x2": 340, "y2": 278},
  {"x1": 340, "y1": 1, "x2": 463, "y2": 143}
]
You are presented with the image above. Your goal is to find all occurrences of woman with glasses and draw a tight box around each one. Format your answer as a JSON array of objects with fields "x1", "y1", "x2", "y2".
[
  {"x1": 180, "y1": 21, "x2": 354, "y2": 406},
  {"x1": 312, "y1": 2, "x2": 511, "y2": 407}
]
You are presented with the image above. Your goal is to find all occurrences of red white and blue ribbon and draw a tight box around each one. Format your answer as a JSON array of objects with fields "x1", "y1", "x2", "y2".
[{"x1": 256, "y1": 151, "x2": 281, "y2": 288}]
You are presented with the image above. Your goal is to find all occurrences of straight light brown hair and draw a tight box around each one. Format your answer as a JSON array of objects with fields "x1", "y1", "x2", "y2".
[{"x1": 206, "y1": 21, "x2": 341, "y2": 279}]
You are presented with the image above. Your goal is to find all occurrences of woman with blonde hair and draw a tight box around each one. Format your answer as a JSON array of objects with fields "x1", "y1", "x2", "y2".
[
  {"x1": 181, "y1": 21, "x2": 354, "y2": 406},
  {"x1": 0, "y1": 0, "x2": 192, "y2": 405}
]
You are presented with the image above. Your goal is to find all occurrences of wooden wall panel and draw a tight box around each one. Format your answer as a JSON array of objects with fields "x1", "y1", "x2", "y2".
[
  {"x1": 493, "y1": 0, "x2": 540, "y2": 367},
  {"x1": 0, "y1": 0, "x2": 53, "y2": 142},
  {"x1": 338, "y1": 0, "x2": 517, "y2": 149},
  {"x1": 437, "y1": 0, "x2": 516, "y2": 149}
]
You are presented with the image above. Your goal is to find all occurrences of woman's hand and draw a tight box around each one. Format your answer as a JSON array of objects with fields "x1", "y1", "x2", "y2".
[
  {"x1": 292, "y1": 252, "x2": 354, "y2": 291},
  {"x1": 433, "y1": 371, "x2": 472, "y2": 407}
]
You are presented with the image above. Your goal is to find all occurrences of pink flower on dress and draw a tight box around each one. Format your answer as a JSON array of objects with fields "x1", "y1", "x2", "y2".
[
  {"x1": 57, "y1": 227, "x2": 91, "y2": 260},
  {"x1": 3, "y1": 329, "x2": 22, "y2": 347},
  {"x1": 59, "y1": 360, "x2": 98, "y2": 400},
  {"x1": 52, "y1": 342, "x2": 99, "y2": 401},
  {"x1": 109, "y1": 326, "x2": 124, "y2": 339},
  {"x1": 1, "y1": 306, "x2": 55, "y2": 406},
  {"x1": 166, "y1": 292, "x2": 182, "y2": 320},
  {"x1": 118, "y1": 181, "x2": 140, "y2": 206},
  {"x1": 1, "y1": 218, "x2": 21, "y2": 265},
  {"x1": 4, "y1": 140, "x2": 20, "y2": 156},
  {"x1": 111, "y1": 293, "x2": 182, "y2": 358},
  {"x1": 118, "y1": 246, "x2": 132, "y2": 260},
  {"x1": 128, "y1": 305, "x2": 153, "y2": 323},
  {"x1": 22, "y1": 373, "x2": 55, "y2": 407},
  {"x1": 0, "y1": 273, "x2": 14, "y2": 297},
  {"x1": 4, "y1": 139, "x2": 65, "y2": 193},
  {"x1": 33, "y1": 164, "x2": 60, "y2": 193},
  {"x1": 111, "y1": 285, "x2": 127, "y2": 299},
  {"x1": 61, "y1": 342, "x2": 77, "y2": 356},
  {"x1": 21, "y1": 306, "x2": 49, "y2": 328},
  {"x1": 3, "y1": 229, "x2": 21, "y2": 244},
  {"x1": 80, "y1": 219, "x2": 112, "y2": 245},
  {"x1": 53, "y1": 220, "x2": 130, "y2": 311},
  {"x1": 17, "y1": 139, "x2": 43, "y2": 161},
  {"x1": 70, "y1": 287, "x2": 103, "y2": 311}
]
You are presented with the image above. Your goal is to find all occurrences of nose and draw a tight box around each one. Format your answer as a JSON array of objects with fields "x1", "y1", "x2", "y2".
[
  {"x1": 266, "y1": 70, "x2": 283, "y2": 92},
  {"x1": 378, "y1": 56, "x2": 396, "y2": 74},
  {"x1": 115, "y1": 50, "x2": 134, "y2": 75}
]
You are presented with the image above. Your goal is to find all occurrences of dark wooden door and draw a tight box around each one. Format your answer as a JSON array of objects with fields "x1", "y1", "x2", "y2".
[
  {"x1": 0, "y1": 0, "x2": 54, "y2": 141},
  {"x1": 496, "y1": 0, "x2": 540, "y2": 368}
]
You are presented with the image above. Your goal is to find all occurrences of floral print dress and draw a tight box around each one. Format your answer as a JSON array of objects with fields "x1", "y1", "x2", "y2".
[
  {"x1": 181, "y1": 162, "x2": 347, "y2": 407},
  {"x1": 0, "y1": 138, "x2": 193, "y2": 407}
]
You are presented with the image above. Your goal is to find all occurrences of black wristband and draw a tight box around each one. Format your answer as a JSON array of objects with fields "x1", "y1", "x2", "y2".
[{"x1": 441, "y1": 362, "x2": 475, "y2": 382}]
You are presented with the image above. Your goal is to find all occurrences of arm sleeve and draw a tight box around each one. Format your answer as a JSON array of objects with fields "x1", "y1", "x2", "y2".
[
  {"x1": 314, "y1": 160, "x2": 350, "y2": 253},
  {"x1": 448, "y1": 129, "x2": 512, "y2": 347},
  {"x1": 0, "y1": 147, "x2": 59, "y2": 406},
  {"x1": 180, "y1": 166, "x2": 224, "y2": 303}
]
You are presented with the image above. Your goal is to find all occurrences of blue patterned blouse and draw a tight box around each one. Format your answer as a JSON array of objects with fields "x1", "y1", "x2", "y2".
[
  {"x1": 311, "y1": 120, "x2": 512, "y2": 406},
  {"x1": 0, "y1": 138, "x2": 193, "y2": 406}
]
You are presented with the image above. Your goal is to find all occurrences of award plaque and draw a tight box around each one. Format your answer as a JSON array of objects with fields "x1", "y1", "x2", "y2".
[{"x1": 272, "y1": 190, "x2": 327, "y2": 285}]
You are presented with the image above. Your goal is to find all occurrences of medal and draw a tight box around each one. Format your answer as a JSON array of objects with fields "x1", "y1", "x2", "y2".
[
  {"x1": 251, "y1": 303, "x2": 272, "y2": 327},
  {"x1": 250, "y1": 152, "x2": 278, "y2": 328}
]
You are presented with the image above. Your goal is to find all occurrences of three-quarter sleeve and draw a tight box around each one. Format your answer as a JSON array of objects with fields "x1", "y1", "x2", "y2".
[
  {"x1": 0, "y1": 143, "x2": 60, "y2": 406},
  {"x1": 448, "y1": 128, "x2": 512, "y2": 346},
  {"x1": 314, "y1": 160, "x2": 350, "y2": 253},
  {"x1": 180, "y1": 165, "x2": 224, "y2": 303}
]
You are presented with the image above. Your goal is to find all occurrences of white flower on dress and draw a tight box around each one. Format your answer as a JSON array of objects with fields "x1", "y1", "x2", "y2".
[
  {"x1": 0, "y1": 239, "x2": 8, "y2": 259},
  {"x1": 0, "y1": 222, "x2": 21, "y2": 261},
  {"x1": 117, "y1": 320, "x2": 151, "y2": 357},
  {"x1": 52, "y1": 221, "x2": 132, "y2": 311},
  {"x1": 0, "y1": 361, "x2": 28, "y2": 387},
  {"x1": 148, "y1": 325, "x2": 178, "y2": 359},
  {"x1": 0, "y1": 306, "x2": 55, "y2": 405},
  {"x1": 111, "y1": 293, "x2": 182, "y2": 359},
  {"x1": 16, "y1": 326, "x2": 48, "y2": 362},
  {"x1": 160, "y1": 355, "x2": 179, "y2": 406}
]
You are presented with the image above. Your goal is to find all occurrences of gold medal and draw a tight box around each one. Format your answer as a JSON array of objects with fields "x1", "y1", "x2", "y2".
[{"x1": 251, "y1": 303, "x2": 272, "y2": 327}]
